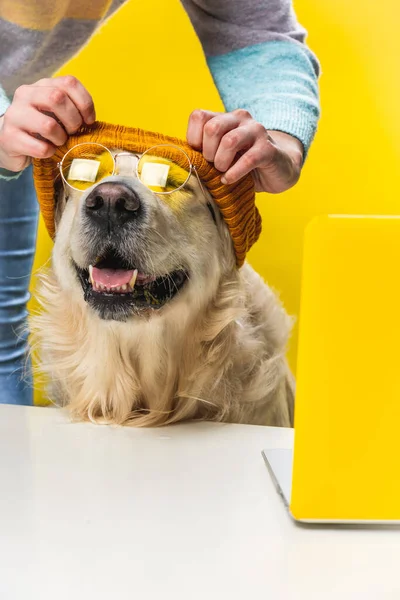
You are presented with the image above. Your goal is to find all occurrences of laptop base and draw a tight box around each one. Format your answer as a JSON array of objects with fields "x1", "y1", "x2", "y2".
[
  {"x1": 262, "y1": 448, "x2": 293, "y2": 509},
  {"x1": 262, "y1": 447, "x2": 400, "y2": 524}
]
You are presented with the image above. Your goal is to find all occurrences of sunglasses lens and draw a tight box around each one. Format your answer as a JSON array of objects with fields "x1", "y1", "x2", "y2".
[
  {"x1": 137, "y1": 146, "x2": 191, "y2": 193},
  {"x1": 61, "y1": 143, "x2": 114, "y2": 191}
]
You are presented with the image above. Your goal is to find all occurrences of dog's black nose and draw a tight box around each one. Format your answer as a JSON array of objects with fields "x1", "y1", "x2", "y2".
[{"x1": 85, "y1": 182, "x2": 141, "y2": 225}]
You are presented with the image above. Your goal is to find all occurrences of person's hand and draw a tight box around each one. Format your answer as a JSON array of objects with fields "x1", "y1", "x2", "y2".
[
  {"x1": 0, "y1": 76, "x2": 95, "y2": 172},
  {"x1": 186, "y1": 109, "x2": 304, "y2": 194}
]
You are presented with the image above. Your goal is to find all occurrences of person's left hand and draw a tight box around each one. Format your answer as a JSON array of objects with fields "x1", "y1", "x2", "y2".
[{"x1": 186, "y1": 109, "x2": 304, "y2": 194}]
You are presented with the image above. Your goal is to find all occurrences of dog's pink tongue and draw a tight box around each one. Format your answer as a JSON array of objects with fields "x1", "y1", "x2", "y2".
[{"x1": 92, "y1": 266, "x2": 134, "y2": 287}]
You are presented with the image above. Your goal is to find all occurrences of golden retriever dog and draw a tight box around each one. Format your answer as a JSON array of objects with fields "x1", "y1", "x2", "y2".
[{"x1": 30, "y1": 137, "x2": 294, "y2": 427}]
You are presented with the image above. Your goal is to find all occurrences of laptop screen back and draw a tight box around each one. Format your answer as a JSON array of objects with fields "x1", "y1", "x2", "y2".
[{"x1": 291, "y1": 215, "x2": 400, "y2": 521}]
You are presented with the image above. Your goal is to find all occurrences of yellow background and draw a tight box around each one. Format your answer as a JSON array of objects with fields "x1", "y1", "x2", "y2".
[{"x1": 30, "y1": 0, "x2": 400, "y2": 404}]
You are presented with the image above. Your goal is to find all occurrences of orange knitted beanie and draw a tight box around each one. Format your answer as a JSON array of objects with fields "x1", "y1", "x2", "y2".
[{"x1": 32, "y1": 121, "x2": 261, "y2": 267}]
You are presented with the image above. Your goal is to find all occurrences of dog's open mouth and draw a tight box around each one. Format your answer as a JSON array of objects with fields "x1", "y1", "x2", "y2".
[{"x1": 74, "y1": 248, "x2": 188, "y2": 320}]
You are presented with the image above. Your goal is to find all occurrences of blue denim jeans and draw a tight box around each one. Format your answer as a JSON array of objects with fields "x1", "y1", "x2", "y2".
[{"x1": 0, "y1": 166, "x2": 38, "y2": 405}]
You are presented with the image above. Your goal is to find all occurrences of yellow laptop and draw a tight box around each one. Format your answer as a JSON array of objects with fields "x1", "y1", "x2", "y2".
[{"x1": 263, "y1": 215, "x2": 400, "y2": 523}]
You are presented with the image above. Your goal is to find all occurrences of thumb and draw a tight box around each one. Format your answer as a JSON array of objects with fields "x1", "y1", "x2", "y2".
[
  {"x1": 0, "y1": 147, "x2": 31, "y2": 172},
  {"x1": 0, "y1": 116, "x2": 31, "y2": 172}
]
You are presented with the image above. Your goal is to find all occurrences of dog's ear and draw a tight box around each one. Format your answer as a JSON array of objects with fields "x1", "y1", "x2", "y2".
[{"x1": 54, "y1": 176, "x2": 68, "y2": 232}]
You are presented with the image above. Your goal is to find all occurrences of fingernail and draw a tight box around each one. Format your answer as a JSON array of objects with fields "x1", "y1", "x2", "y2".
[{"x1": 221, "y1": 176, "x2": 228, "y2": 185}]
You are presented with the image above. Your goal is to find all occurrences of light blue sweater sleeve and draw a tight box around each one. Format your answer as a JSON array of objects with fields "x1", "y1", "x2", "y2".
[
  {"x1": 0, "y1": 84, "x2": 10, "y2": 116},
  {"x1": 207, "y1": 41, "x2": 320, "y2": 156},
  {"x1": 0, "y1": 85, "x2": 24, "y2": 180}
]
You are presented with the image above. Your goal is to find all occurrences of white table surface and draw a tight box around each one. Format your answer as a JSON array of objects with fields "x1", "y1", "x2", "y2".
[{"x1": 0, "y1": 405, "x2": 399, "y2": 600}]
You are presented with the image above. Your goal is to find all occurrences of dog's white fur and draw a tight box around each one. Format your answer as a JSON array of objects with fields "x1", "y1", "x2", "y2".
[{"x1": 30, "y1": 152, "x2": 294, "y2": 427}]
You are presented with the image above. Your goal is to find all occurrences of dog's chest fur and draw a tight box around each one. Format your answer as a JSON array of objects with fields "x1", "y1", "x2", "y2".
[{"x1": 31, "y1": 264, "x2": 294, "y2": 427}]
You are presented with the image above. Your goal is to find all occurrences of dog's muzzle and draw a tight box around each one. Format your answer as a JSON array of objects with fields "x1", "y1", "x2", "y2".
[{"x1": 72, "y1": 181, "x2": 188, "y2": 321}]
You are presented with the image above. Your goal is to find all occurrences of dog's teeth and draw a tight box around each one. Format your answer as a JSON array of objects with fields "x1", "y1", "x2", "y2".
[
  {"x1": 121, "y1": 284, "x2": 127, "y2": 291},
  {"x1": 129, "y1": 269, "x2": 138, "y2": 289},
  {"x1": 89, "y1": 264, "x2": 94, "y2": 286}
]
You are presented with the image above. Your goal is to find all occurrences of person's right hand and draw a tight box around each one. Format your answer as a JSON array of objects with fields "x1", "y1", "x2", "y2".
[{"x1": 0, "y1": 76, "x2": 95, "y2": 172}]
